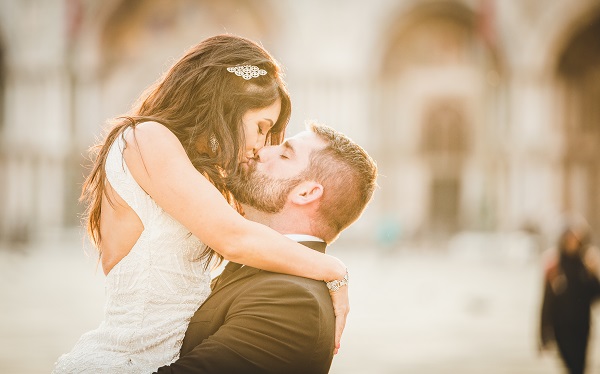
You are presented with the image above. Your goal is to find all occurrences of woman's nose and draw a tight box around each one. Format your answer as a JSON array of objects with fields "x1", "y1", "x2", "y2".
[
  {"x1": 251, "y1": 135, "x2": 267, "y2": 155},
  {"x1": 257, "y1": 134, "x2": 268, "y2": 148}
]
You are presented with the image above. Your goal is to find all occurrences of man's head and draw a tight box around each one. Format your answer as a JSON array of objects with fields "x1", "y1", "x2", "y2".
[{"x1": 228, "y1": 122, "x2": 378, "y2": 243}]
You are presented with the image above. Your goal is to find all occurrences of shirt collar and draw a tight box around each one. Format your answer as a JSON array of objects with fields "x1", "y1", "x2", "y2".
[{"x1": 284, "y1": 234, "x2": 325, "y2": 243}]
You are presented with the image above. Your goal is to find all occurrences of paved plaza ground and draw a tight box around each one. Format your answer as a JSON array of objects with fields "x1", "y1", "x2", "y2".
[{"x1": 2, "y1": 235, "x2": 600, "y2": 374}]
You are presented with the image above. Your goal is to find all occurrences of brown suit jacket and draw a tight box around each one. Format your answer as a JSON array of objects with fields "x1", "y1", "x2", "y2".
[{"x1": 154, "y1": 241, "x2": 335, "y2": 374}]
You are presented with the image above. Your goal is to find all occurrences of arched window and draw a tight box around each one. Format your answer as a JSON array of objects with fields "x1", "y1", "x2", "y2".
[{"x1": 375, "y1": 1, "x2": 501, "y2": 239}]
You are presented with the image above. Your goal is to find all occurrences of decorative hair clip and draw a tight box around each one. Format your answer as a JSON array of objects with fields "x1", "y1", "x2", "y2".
[{"x1": 227, "y1": 65, "x2": 267, "y2": 80}]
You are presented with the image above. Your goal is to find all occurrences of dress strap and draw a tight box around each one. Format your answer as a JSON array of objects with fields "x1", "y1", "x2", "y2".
[{"x1": 104, "y1": 128, "x2": 157, "y2": 225}]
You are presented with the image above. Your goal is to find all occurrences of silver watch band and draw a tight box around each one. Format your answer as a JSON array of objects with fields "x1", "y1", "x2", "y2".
[{"x1": 325, "y1": 270, "x2": 349, "y2": 292}]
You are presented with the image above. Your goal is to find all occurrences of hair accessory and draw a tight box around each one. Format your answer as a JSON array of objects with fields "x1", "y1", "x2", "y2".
[
  {"x1": 227, "y1": 65, "x2": 267, "y2": 80},
  {"x1": 209, "y1": 133, "x2": 219, "y2": 153},
  {"x1": 325, "y1": 269, "x2": 349, "y2": 293}
]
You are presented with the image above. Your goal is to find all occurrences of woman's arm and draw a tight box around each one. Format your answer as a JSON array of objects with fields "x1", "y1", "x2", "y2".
[
  {"x1": 124, "y1": 122, "x2": 348, "y2": 351},
  {"x1": 122, "y1": 122, "x2": 346, "y2": 282}
]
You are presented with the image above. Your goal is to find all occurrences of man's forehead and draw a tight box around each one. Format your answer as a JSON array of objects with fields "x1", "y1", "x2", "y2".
[{"x1": 284, "y1": 131, "x2": 326, "y2": 152}]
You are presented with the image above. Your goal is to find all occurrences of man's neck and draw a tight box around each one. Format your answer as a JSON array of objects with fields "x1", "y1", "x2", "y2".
[
  {"x1": 243, "y1": 205, "x2": 317, "y2": 239},
  {"x1": 243, "y1": 206, "x2": 275, "y2": 227}
]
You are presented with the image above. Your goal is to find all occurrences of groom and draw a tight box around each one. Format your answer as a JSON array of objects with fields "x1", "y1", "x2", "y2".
[{"x1": 155, "y1": 123, "x2": 377, "y2": 374}]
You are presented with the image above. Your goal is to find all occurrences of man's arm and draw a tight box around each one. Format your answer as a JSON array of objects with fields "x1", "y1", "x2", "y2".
[{"x1": 155, "y1": 277, "x2": 334, "y2": 374}]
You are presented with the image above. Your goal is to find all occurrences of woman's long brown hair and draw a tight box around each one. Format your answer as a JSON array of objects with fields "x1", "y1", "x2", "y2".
[{"x1": 80, "y1": 35, "x2": 291, "y2": 266}]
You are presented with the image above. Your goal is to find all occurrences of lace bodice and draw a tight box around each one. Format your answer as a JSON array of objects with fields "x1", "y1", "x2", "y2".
[{"x1": 53, "y1": 130, "x2": 212, "y2": 373}]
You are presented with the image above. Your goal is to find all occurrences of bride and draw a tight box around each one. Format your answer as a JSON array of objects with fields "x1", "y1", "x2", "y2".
[{"x1": 52, "y1": 34, "x2": 349, "y2": 373}]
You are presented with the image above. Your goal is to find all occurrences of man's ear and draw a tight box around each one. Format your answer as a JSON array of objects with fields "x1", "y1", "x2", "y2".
[{"x1": 290, "y1": 181, "x2": 323, "y2": 206}]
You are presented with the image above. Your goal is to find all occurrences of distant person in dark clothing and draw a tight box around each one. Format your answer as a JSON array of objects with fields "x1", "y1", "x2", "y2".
[{"x1": 539, "y1": 216, "x2": 600, "y2": 374}]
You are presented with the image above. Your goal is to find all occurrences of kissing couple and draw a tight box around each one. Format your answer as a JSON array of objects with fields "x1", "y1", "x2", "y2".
[{"x1": 53, "y1": 34, "x2": 377, "y2": 374}]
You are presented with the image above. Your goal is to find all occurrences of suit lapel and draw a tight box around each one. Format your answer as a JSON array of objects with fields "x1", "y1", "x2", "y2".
[
  {"x1": 211, "y1": 261, "x2": 243, "y2": 290},
  {"x1": 205, "y1": 264, "x2": 260, "y2": 304}
]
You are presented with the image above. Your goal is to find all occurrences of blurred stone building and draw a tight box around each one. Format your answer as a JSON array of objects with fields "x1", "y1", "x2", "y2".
[{"x1": 0, "y1": 0, "x2": 599, "y2": 248}]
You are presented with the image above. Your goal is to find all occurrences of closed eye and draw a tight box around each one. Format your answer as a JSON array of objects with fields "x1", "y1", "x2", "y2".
[{"x1": 258, "y1": 122, "x2": 273, "y2": 136}]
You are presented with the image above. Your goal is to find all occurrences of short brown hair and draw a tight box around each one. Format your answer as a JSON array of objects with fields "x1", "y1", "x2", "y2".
[{"x1": 304, "y1": 123, "x2": 378, "y2": 243}]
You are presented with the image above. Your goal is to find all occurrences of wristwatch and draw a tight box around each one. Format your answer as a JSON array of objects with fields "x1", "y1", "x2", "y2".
[{"x1": 325, "y1": 270, "x2": 349, "y2": 292}]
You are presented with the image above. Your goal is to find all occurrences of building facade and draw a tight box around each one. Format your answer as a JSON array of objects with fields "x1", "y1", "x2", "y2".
[{"x1": 0, "y1": 0, "x2": 599, "y2": 248}]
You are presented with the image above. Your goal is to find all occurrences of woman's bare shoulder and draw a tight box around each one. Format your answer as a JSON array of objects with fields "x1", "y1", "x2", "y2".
[
  {"x1": 122, "y1": 121, "x2": 192, "y2": 186},
  {"x1": 124, "y1": 121, "x2": 181, "y2": 150}
]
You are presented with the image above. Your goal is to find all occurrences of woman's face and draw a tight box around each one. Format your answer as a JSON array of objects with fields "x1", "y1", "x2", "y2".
[{"x1": 240, "y1": 97, "x2": 282, "y2": 164}]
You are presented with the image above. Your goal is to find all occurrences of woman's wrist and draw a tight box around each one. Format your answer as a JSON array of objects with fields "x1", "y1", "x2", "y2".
[
  {"x1": 325, "y1": 269, "x2": 349, "y2": 293},
  {"x1": 324, "y1": 255, "x2": 347, "y2": 282}
]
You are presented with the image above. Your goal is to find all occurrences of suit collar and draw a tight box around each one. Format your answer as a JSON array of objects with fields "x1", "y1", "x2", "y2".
[{"x1": 297, "y1": 240, "x2": 326, "y2": 253}]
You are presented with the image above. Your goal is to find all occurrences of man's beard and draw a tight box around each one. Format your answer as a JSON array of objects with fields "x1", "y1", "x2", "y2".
[{"x1": 227, "y1": 164, "x2": 303, "y2": 213}]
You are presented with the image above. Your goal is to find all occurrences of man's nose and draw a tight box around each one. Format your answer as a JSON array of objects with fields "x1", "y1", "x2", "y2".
[{"x1": 255, "y1": 144, "x2": 276, "y2": 162}]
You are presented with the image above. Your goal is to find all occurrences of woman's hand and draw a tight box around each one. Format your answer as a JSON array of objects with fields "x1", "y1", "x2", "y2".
[{"x1": 329, "y1": 285, "x2": 349, "y2": 355}]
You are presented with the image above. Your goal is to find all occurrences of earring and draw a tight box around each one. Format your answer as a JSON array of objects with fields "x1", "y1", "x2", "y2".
[{"x1": 209, "y1": 133, "x2": 219, "y2": 153}]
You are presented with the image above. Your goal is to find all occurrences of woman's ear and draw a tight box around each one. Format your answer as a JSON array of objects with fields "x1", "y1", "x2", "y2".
[{"x1": 290, "y1": 181, "x2": 323, "y2": 206}]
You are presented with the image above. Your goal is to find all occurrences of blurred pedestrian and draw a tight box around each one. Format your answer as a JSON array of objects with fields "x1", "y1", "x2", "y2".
[{"x1": 539, "y1": 215, "x2": 600, "y2": 374}]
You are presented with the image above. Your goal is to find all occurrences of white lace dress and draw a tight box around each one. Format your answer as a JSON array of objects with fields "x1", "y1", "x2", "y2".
[{"x1": 53, "y1": 131, "x2": 212, "y2": 374}]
